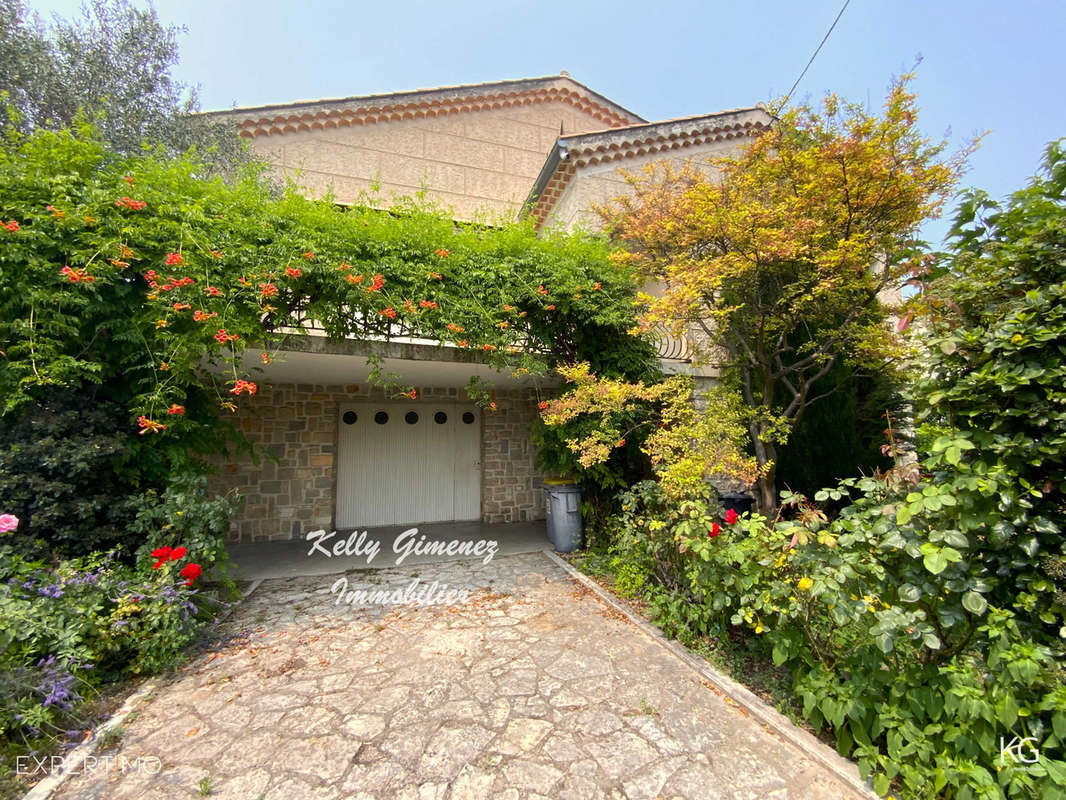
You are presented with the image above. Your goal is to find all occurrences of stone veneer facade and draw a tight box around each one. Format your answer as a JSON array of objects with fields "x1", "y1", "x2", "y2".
[{"x1": 208, "y1": 382, "x2": 545, "y2": 543}]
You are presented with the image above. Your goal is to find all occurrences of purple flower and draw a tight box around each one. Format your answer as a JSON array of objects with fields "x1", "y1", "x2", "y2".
[{"x1": 35, "y1": 656, "x2": 81, "y2": 711}]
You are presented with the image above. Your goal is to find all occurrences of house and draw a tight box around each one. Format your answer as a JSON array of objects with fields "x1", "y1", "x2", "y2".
[{"x1": 204, "y1": 74, "x2": 770, "y2": 542}]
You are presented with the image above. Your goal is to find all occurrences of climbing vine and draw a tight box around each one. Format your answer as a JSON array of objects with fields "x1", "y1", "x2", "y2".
[{"x1": 0, "y1": 122, "x2": 655, "y2": 438}]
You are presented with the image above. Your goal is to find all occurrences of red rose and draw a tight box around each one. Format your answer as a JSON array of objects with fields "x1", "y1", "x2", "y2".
[
  {"x1": 151, "y1": 545, "x2": 171, "y2": 570},
  {"x1": 708, "y1": 522, "x2": 720, "y2": 538},
  {"x1": 725, "y1": 509, "x2": 739, "y2": 525},
  {"x1": 179, "y1": 563, "x2": 202, "y2": 586},
  {"x1": 169, "y1": 546, "x2": 187, "y2": 561}
]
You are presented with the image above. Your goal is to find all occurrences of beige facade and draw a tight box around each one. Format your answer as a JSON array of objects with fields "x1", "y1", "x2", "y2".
[
  {"x1": 211, "y1": 75, "x2": 642, "y2": 221},
  {"x1": 526, "y1": 108, "x2": 772, "y2": 232}
]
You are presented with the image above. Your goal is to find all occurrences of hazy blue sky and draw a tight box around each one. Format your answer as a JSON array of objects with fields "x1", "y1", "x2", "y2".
[{"x1": 26, "y1": 0, "x2": 1066, "y2": 244}]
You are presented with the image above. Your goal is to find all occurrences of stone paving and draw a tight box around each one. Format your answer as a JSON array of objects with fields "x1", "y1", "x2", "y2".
[{"x1": 52, "y1": 553, "x2": 864, "y2": 800}]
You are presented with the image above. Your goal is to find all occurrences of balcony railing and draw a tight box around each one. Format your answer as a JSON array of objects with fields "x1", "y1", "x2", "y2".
[{"x1": 277, "y1": 315, "x2": 692, "y2": 363}]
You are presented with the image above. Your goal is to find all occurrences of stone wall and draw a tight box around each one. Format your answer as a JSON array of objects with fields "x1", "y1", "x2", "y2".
[
  {"x1": 208, "y1": 382, "x2": 545, "y2": 542},
  {"x1": 481, "y1": 389, "x2": 546, "y2": 523}
]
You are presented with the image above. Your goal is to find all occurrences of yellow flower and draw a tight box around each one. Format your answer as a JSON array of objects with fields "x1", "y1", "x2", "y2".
[{"x1": 797, "y1": 577, "x2": 814, "y2": 591}]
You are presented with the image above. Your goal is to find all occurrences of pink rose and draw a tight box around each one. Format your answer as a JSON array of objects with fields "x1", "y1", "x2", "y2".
[{"x1": 0, "y1": 514, "x2": 19, "y2": 533}]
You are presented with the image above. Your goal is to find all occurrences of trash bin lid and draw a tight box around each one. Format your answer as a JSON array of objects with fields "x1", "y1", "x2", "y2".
[{"x1": 543, "y1": 480, "x2": 580, "y2": 492}]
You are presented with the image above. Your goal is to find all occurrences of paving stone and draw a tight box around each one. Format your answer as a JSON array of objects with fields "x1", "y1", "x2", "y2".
[
  {"x1": 49, "y1": 553, "x2": 862, "y2": 800},
  {"x1": 262, "y1": 776, "x2": 339, "y2": 800},
  {"x1": 211, "y1": 768, "x2": 272, "y2": 799},
  {"x1": 417, "y1": 724, "x2": 494, "y2": 779},
  {"x1": 583, "y1": 729, "x2": 661, "y2": 781},
  {"x1": 493, "y1": 717, "x2": 553, "y2": 755},
  {"x1": 501, "y1": 759, "x2": 564, "y2": 792},
  {"x1": 621, "y1": 755, "x2": 689, "y2": 800},
  {"x1": 449, "y1": 764, "x2": 496, "y2": 799}
]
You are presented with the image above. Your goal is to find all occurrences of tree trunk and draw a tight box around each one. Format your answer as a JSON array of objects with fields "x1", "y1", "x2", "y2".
[{"x1": 749, "y1": 424, "x2": 778, "y2": 513}]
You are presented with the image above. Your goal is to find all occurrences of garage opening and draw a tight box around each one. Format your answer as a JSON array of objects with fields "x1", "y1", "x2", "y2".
[{"x1": 336, "y1": 402, "x2": 481, "y2": 527}]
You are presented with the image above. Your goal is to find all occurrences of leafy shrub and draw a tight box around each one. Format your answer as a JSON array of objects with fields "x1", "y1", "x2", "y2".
[
  {"x1": 742, "y1": 468, "x2": 1065, "y2": 799},
  {"x1": 609, "y1": 480, "x2": 729, "y2": 639},
  {"x1": 0, "y1": 539, "x2": 210, "y2": 741},
  {"x1": 0, "y1": 122, "x2": 649, "y2": 429},
  {"x1": 605, "y1": 460, "x2": 1066, "y2": 798},
  {"x1": 0, "y1": 391, "x2": 167, "y2": 557},
  {"x1": 598, "y1": 140, "x2": 1066, "y2": 799},
  {"x1": 775, "y1": 360, "x2": 902, "y2": 498},
  {"x1": 129, "y1": 472, "x2": 240, "y2": 593},
  {"x1": 537, "y1": 366, "x2": 761, "y2": 545}
]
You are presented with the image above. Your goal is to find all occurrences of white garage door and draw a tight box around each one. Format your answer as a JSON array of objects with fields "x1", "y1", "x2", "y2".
[{"x1": 336, "y1": 402, "x2": 481, "y2": 528}]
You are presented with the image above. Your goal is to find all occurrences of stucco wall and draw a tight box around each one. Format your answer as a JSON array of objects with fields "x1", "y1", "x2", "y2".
[
  {"x1": 248, "y1": 102, "x2": 613, "y2": 221},
  {"x1": 208, "y1": 383, "x2": 545, "y2": 542},
  {"x1": 546, "y1": 140, "x2": 744, "y2": 233}
]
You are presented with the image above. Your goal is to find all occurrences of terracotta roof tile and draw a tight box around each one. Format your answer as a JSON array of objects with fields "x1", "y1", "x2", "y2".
[
  {"x1": 202, "y1": 75, "x2": 644, "y2": 139},
  {"x1": 527, "y1": 107, "x2": 773, "y2": 228}
]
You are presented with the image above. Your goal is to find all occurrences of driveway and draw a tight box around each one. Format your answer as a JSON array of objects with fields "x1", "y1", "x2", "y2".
[{"x1": 51, "y1": 552, "x2": 867, "y2": 800}]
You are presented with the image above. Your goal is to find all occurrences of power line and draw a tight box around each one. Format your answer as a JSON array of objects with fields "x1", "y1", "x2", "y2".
[{"x1": 781, "y1": 0, "x2": 852, "y2": 108}]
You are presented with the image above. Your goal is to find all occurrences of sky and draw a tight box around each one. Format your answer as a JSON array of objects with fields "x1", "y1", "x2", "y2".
[{"x1": 24, "y1": 0, "x2": 1066, "y2": 245}]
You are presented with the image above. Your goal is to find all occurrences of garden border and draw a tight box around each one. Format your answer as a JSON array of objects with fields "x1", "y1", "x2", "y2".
[
  {"x1": 544, "y1": 550, "x2": 878, "y2": 799},
  {"x1": 21, "y1": 578, "x2": 264, "y2": 800}
]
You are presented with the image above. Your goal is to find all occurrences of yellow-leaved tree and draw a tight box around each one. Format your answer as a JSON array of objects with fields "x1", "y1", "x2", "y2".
[{"x1": 600, "y1": 76, "x2": 968, "y2": 509}]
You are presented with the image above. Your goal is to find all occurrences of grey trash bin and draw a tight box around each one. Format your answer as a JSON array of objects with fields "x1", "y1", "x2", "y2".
[{"x1": 544, "y1": 481, "x2": 582, "y2": 553}]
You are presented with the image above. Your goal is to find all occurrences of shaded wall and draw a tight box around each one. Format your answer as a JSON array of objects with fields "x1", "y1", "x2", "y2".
[{"x1": 208, "y1": 383, "x2": 545, "y2": 542}]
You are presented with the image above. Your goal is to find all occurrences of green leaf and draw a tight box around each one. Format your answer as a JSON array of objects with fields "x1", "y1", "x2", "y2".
[
  {"x1": 923, "y1": 547, "x2": 949, "y2": 575},
  {"x1": 898, "y1": 584, "x2": 921, "y2": 603},
  {"x1": 942, "y1": 530, "x2": 969, "y2": 548},
  {"x1": 996, "y1": 695, "x2": 1019, "y2": 728},
  {"x1": 962, "y1": 591, "x2": 987, "y2": 615},
  {"x1": 872, "y1": 773, "x2": 890, "y2": 796},
  {"x1": 1046, "y1": 757, "x2": 1066, "y2": 786},
  {"x1": 923, "y1": 495, "x2": 943, "y2": 511}
]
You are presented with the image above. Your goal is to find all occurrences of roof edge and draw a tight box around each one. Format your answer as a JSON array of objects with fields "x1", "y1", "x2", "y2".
[
  {"x1": 559, "y1": 106, "x2": 770, "y2": 145},
  {"x1": 200, "y1": 73, "x2": 645, "y2": 124},
  {"x1": 525, "y1": 106, "x2": 773, "y2": 229}
]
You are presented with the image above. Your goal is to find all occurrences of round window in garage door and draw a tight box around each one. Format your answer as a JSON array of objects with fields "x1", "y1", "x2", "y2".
[{"x1": 336, "y1": 403, "x2": 481, "y2": 527}]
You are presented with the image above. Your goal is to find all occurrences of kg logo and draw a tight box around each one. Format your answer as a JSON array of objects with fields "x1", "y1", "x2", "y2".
[{"x1": 1000, "y1": 736, "x2": 1040, "y2": 765}]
